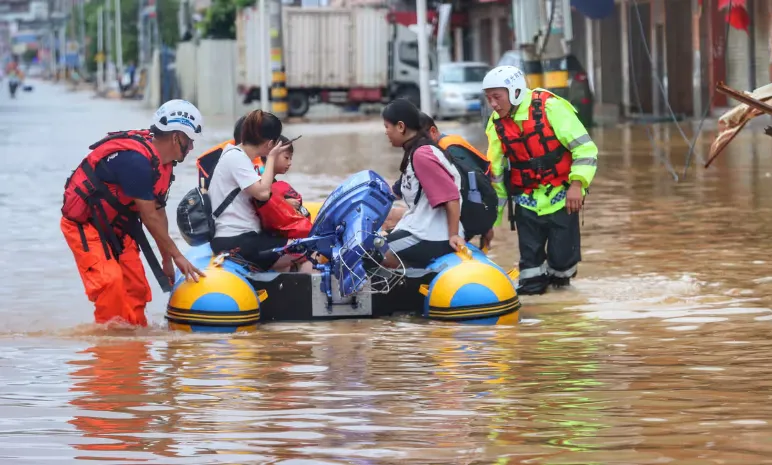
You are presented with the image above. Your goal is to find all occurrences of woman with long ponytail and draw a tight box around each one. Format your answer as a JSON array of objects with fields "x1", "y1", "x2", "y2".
[{"x1": 380, "y1": 99, "x2": 465, "y2": 268}]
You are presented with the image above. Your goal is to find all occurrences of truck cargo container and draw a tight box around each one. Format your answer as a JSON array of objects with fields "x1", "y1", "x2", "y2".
[{"x1": 236, "y1": 6, "x2": 434, "y2": 117}]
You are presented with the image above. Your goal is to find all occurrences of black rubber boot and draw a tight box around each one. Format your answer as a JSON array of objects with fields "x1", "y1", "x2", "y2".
[
  {"x1": 517, "y1": 275, "x2": 550, "y2": 295},
  {"x1": 550, "y1": 268, "x2": 577, "y2": 289},
  {"x1": 550, "y1": 276, "x2": 571, "y2": 288}
]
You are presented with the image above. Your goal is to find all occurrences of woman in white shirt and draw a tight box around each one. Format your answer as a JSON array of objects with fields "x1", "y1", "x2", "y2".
[{"x1": 208, "y1": 110, "x2": 304, "y2": 272}]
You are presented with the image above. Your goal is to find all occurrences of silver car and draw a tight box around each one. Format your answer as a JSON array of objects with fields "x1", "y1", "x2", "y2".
[{"x1": 430, "y1": 61, "x2": 490, "y2": 120}]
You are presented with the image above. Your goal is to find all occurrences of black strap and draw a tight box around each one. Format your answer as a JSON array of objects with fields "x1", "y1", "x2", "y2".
[
  {"x1": 80, "y1": 200, "x2": 117, "y2": 260},
  {"x1": 408, "y1": 155, "x2": 424, "y2": 206},
  {"x1": 210, "y1": 146, "x2": 246, "y2": 218},
  {"x1": 509, "y1": 148, "x2": 565, "y2": 172},
  {"x1": 123, "y1": 217, "x2": 173, "y2": 293},
  {"x1": 76, "y1": 223, "x2": 90, "y2": 252},
  {"x1": 213, "y1": 188, "x2": 241, "y2": 218},
  {"x1": 507, "y1": 195, "x2": 516, "y2": 232}
]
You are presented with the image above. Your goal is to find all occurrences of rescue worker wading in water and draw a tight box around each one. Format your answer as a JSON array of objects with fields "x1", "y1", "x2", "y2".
[
  {"x1": 483, "y1": 65, "x2": 598, "y2": 295},
  {"x1": 60, "y1": 100, "x2": 206, "y2": 327}
]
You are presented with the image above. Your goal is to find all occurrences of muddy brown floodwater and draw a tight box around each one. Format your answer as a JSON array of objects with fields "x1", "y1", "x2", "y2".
[{"x1": 1, "y1": 81, "x2": 772, "y2": 464}]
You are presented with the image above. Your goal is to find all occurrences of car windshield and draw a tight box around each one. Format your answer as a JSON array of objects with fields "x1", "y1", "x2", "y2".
[{"x1": 441, "y1": 65, "x2": 489, "y2": 83}]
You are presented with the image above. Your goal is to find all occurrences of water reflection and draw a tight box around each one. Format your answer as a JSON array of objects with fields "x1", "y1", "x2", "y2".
[
  {"x1": 4, "y1": 309, "x2": 772, "y2": 463},
  {"x1": 5, "y1": 82, "x2": 772, "y2": 463},
  {"x1": 68, "y1": 341, "x2": 170, "y2": 460}
]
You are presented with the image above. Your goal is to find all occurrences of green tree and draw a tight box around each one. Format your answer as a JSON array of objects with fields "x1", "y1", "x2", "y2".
[
  {"x1": 199, "y1": 0, "x2": 237, "y2": 39},
  {"x1": 199, "y1": 0, "x2": 255, "y2": 40},
  {"x1": 80, "y1": 0, "x2": 179, "y2": 74}
]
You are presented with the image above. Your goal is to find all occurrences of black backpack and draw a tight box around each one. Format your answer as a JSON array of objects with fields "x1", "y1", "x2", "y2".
[
  {"x1": 177, "y1": 184, "x2": 241, "y2": 247},
  {"x1": 411, "y1": 145, "x2": 499, "y2": 239}
]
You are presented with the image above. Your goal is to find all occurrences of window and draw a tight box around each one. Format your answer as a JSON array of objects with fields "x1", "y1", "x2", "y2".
[
  {"x1": 440, "y1": 65, "x2": 489, "y2": 83},
  {"x1": 399, "y1": 41, "x2": 436, "y2": 70},
  {"x1": 399, "y1": 41, "x2": 418, "y2": 68}
]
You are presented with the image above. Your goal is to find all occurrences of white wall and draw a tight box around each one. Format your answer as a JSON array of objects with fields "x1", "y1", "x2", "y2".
[
  {"x1": 176, "y1": 41, "x2": 197, "y2": 103},
  {"x1": 143, "y1": 49, "x2": 161, "y2": 109},
  {"x1": 175, "y1": 39, "x2": 242, "y2": 119},
  {"x1": 197, "y1": 39, "x2": 238, "y2": 117}
]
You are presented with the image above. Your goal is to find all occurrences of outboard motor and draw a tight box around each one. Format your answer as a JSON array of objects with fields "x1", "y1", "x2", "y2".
[{"x1": 310, "y1": 170, "x2": 399, "y2": 296}]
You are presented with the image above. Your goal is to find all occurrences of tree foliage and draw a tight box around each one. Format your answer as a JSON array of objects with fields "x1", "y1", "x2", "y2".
[
  {"x1": 80, "y1": 0, "x2": 179, "y2": 73},
  {"x1": 199, "y1": 0, "x2": 237, "y2": 39},
  {"x1": 199, "y1": 0, "x2": 256, "y2": 40}
]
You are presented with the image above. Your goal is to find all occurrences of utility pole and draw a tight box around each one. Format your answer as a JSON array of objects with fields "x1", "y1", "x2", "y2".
[
  {"x1": 58, "y1": 22, "x2": 66, "y2": 78},
  {"x1": 47, "y1": 0, "x2": 55, "y2": 79},
  {"x1": 105, "y1": 0, "x2": 114, "y2": 89},
  {"x1": 269, "y1": 0, "x2": 287, "y2": 118},
  {"x1": 151, "y1": 0, "x2": 160, "y2": 55},
  {"x1": 690, "y1": 0, "x2": 702, "y2": 118},
  {"x1": 153, "y1": 0, "x2": 163, "y2": 103},
  {"x1": 747, "y1": 0, "x2": 756, "y2": 91},
  {"x1": 97, "y1": 6, "x2": 105, "y2": 92},
  {"x1": 416, "y1": 0, "x2": 430, "y2": 113},
  {"x1": 78, "y1": 0, "x2": 86, "y2": 74},
  {"x1": 138, "y1": 0, "x2": 145, "y2": 66},
  {"x1": 259, "y1": 0, "x2": 270, "y2": 111},
  {"x1": 115, "y1": 0, "x2": 123, "y2": 78}
]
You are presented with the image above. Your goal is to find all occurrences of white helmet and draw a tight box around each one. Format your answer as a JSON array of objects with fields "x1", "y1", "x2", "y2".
[
  {"x1": 152, "y1": 99, "x2": 203, "y2": 140},
  {"x1": 482, "y1": 65, "x2": 528, "y2": 106}
]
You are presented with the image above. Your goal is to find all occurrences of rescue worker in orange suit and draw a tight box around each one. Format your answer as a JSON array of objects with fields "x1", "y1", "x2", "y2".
[
  {"x1": 60, "y1": 100, "x2": 206, "y2": 327},
  {"x1": 483, "y1": 66, "x2": 598, "y2": 295}
]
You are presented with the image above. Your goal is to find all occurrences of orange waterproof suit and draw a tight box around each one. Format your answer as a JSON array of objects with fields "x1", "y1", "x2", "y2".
[{"x1": 61, "y1": 131, "x2": 173, "y2": 326}]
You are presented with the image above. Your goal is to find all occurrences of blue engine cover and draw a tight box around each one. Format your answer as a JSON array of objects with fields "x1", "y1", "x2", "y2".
[
  {"x1": 310, "y1": 170, "x2": 395, "y2": 295},
  {"x1": 310, "y1": 170, "x2": 395, "y2": 239}
]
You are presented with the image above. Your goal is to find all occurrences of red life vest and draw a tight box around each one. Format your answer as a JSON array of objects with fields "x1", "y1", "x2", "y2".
[
  {"x1": 493, "y1": 90, "x2": 572, "y2": 194},
  {"x1": 253, "y1": 181, "x2": 312, "y2": 239},
  {"x1": 61, "y1": 130, "x2": 174, "y2": 257}
]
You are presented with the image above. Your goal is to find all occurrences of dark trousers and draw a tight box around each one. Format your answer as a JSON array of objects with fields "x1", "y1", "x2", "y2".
[{"x1": 515, "y1": 205, "x2": 581, "y2": 294}]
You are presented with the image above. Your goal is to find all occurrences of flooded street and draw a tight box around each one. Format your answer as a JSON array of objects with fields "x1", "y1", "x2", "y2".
[{"x1": 3, "y1": 81, "x2": 772, "y2": 463}]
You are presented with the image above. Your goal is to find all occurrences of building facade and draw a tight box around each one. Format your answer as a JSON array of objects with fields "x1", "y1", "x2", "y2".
[{"x1": 461, "y1": 0, "x2": 769, "y2": 120}]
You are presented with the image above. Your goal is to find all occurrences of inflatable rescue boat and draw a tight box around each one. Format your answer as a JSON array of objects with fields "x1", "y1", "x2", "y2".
[{"x1": 166, "y1": 171, "x2": 521, "y2": 332}]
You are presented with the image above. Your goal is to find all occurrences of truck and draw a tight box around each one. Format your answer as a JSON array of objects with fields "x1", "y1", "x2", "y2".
[{"x1": 236, "y1": 6, "x2": 435, "y2": 117}]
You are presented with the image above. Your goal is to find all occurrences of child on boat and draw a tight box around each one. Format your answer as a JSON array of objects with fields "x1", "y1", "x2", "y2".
[{"x1": 253, "y1": 135, "x2": 313, "y2": 239}]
